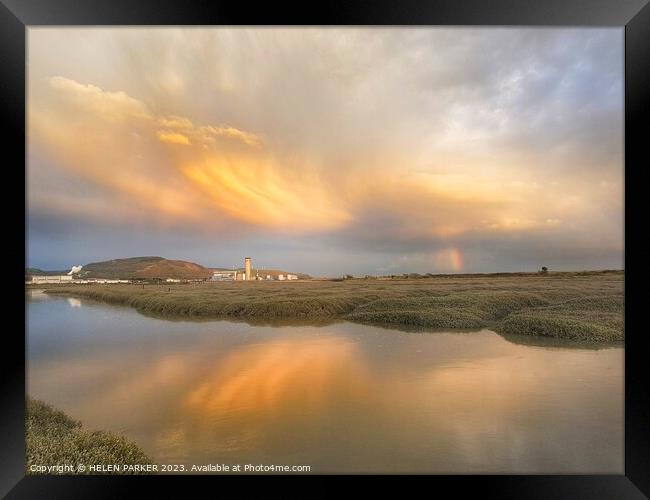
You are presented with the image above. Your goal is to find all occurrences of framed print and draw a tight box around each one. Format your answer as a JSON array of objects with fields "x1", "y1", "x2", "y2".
[{"x1": 3, "y1": 0, "x2": 649, "y2": 497}]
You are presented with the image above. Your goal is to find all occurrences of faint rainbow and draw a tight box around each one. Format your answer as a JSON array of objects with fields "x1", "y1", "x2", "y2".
[
  {"x1": 434, "y1": 247, "x2": 463, "y2": 272},
  {"x1": 449, "y1": 247, "x2": 463, "y2": 272}
]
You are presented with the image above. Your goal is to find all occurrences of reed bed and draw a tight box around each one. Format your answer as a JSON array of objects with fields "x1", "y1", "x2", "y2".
[
  {"x1": 26, "y1": 398, "x2": 155, "y2": 474},
  {"x1": 41, "y1": 271, "x2": 624, "y2": 342}
]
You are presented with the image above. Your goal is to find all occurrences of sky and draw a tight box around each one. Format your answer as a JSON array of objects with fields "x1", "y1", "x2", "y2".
[{"x1": 27, "y1": 27, "x2": 624, "y2": 276}]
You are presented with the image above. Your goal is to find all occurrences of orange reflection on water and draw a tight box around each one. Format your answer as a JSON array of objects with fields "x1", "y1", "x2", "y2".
[{"x1": 185, "y1": 337, "x2": 370, "y2": 416}]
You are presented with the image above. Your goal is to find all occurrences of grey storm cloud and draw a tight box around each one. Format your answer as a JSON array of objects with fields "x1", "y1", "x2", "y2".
[{"x1": 27, "y1": 27, "x2": 623, "y2": 275}]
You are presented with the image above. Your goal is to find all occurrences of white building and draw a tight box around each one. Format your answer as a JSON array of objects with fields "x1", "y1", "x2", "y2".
[
  {"x1": 212, "y1": 271, "x2": 236, "y2": 281},
  {"x1": 30, "y1": 275, "x2": 73, "y2": 284}
]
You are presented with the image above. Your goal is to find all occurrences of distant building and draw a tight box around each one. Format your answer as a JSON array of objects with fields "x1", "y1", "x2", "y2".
[
  {"x1": 30, "y1": 275, "x2": 73, "y2": 284},
  {"x1": 28, "y1": 271, "x2": 133, "y2": 285},
  {"x1": 212, "y1": 271, "x2": 236, "y2": 281},
  {"x1": 245, "y1": 257, "x2": 252, "y2": 281},
  {"x1": 210, "y1": 258, "x2": 301, "y2": 283},
  {"x1": 76, "y1": 279, "x2": 129, "y2": 284}
]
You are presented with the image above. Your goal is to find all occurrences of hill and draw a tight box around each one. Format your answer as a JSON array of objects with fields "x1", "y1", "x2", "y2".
[
  {"x1": 26, "y1": 267, "x2": 69, "y2": 276},
  {"x1": 79, "y1": 257, "x2": 213, "y2": 280}
]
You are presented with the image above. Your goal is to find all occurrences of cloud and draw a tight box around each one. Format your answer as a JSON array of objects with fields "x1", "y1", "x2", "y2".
[
  {"x1": 157, "y1": 116, "x2": 194, "y2": 129},
  {"x1": 157, "y1": 131, "x2": 192, "y2": 145},
  {"x1": 47, "y1": 76, "x2": 152, "y2": 121},
  {"x1": 199, "y1": 125, "x2": 263, "y2": 147},
  {"x1": 31, "y1": 75, "x2": 348, "y2": 232},
  {"x1": 27, "y1": 28, "x2": 623, "y2": 273}
]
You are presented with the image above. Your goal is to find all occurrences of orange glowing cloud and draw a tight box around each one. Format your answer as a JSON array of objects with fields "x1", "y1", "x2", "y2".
[
  {"x1": 29, "y1": 77, "x2": 273, "y2": 225},
  {"x1": 29, "y1": 72, "x2": 617, "y2": 246},
  {"x1": 157, "y1": 131, "x2": 192, "y2": 145},
  {"x1": 199, "y1": 125, "x2": 263, "y2": 148},
  {"x1": 47, "y1": 76, "x2": 152, "y2": 121},
  {"x1": 182, "y1": 155, "x2": 351, "y2": 231}
]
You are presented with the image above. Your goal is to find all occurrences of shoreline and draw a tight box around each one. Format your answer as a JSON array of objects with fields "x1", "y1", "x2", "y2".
[
  {"x1": 32, "y1": 272, "x2": 624, "y2": 343},
  {"x1": 26, "y1": 398, "x2": 155, "y2": 475}
]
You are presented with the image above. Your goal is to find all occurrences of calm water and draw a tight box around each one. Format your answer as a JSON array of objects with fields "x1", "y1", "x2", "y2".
[{"x1": 27, "y1": 291, "x2": 623, "y2": 473}]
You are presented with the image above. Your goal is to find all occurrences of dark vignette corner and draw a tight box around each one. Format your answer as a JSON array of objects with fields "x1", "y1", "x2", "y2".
[
  {"x1": 624, "y1": 0, "x2": 650, "y2": 498},
  {"x1": 0, "y1": 0, "x2": 26, "y2": 498},
  {"x1": 1, "y1": 0, "x2": 649, "y2": 498}
]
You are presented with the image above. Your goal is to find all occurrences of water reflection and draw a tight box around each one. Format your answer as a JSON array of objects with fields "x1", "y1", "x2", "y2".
[
  {"x1": 185, "y1": 339, "x2": 369, "y2": 416},
  {"x1": 27, "y1": 294, "x2": 623, "y2": 473}
]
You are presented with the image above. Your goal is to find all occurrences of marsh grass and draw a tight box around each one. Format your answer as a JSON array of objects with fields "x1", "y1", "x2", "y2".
[
  {"x1": 499, "y1": 295, "x2": 624, "y2": 342},
  {"x1": 26, "y1": 398, "x2": 155, "y2": 475},
  {"x1": 41, "y1": 271, "x2": 624, "y2": 342}
]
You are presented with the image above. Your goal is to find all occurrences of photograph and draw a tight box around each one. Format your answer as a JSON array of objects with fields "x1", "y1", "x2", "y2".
[{"x1": 24, "y1": 26, "x2": 625, "y2": 476}]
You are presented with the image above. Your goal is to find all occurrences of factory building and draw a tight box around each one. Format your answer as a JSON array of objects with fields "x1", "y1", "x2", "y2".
[
  {"x1": 212, "y1": 271, "x2": 237, "y2": 281},
  {"x1": 28, "y1": 275, "x2": 130, "y2": 284},
  {"x1": 209, "y1": 257, "x2": 301, "y2": 282},
  {"x1": 30, "y1": 275, "x2": 73, "y2": 284},
  {"x1": 245, "y1": 257, "x2": 252, "y2": 281}
]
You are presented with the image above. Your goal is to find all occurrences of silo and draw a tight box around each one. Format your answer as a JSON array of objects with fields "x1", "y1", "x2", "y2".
[{"x1": 245, "y1": 257, "x2": 252, "y2": 281}]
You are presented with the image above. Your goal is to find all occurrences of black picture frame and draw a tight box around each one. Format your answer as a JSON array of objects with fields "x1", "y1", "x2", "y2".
[{"x1": 3, "y1": 0, "x2": 649, "y2": 497}]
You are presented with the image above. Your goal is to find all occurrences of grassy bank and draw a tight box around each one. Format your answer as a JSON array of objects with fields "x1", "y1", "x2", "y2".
[
  {"x1": 26, "y1": 398, "x2": 155, "y2": 474},
  {"x1": 40, "y1": 271, "x2": 624, "y2": 342}
]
